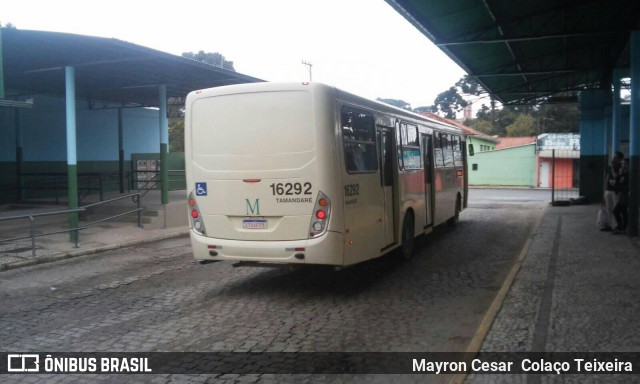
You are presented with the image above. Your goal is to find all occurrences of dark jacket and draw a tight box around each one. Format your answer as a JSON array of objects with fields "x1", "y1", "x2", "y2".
[
  {"x1": 606, "y1": 162, "x2": 620, "y2": 192},
  {"x1": 616, "y1": 168, "x2": 629, "y2": 204}
]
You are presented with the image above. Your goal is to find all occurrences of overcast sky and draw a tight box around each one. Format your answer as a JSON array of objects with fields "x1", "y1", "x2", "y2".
[{"x1": 3, "y1": 0, "x2": 466, "y2": 108}]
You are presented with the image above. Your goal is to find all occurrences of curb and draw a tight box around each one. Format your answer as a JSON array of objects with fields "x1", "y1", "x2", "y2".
[
  {"x1": 469, "y1": 185, "x2": 546, "y2": 190},
  {"x1": 0, "y1": 229, "x2": 190, "y2": 272},
  {"x1": 448, "y1": 204, "x2": 548, "y2": 384}
]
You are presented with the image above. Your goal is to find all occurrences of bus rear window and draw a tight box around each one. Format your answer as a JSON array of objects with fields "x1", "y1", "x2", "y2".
[{"x1": 191, "y1": 91, "x2": 314, "y2": 157}]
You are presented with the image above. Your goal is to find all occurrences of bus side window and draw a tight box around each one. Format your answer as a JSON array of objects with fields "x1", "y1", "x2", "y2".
[
  {"x1": 400, "y1": 123, "x2": 422, "y2": 169},
  {"x1": 397, "y1": 126, "x2": 404, "y2": 169},
  {"x1": 442, "y1": 134, "x2": 454, "y2": 167},
  {"x1": 452, "y1": 135, "x2": 462, "y2": 166},
  {"x1": 434, "y1": 133, "x2": 445, "y2": 168},
  {"x1": 342, "y1": 108, "x2": 378, "y2": 173}
]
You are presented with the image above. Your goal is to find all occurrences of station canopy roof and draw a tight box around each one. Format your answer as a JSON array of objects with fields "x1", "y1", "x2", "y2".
[
  {"x1": 386, "y1": 0, "x2": 640, "y2": 105},
  {"x1": 1, "y1": 28, "x2": 263, "y2": 107}
]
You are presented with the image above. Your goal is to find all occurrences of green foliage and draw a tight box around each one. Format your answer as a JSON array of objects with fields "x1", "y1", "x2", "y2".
[
  {"x1": 432, "y1": 87, "x2": 468, "y2": 119},
  {"x1": 533, "y1": 104, "x2": 580, "y2": 133},
  {"x1": 414, "y1": 105, "x2": 436, "y2": 114},
  {"x1": 376, "y1": 98, "x2": 412, "y2": 110},
  {"x1": 469, "y1": 120, "x2": 497, "y2": 136},
  {"x1": 182, "y1": 51, "x2": 235, "y2": 71},
  {"x1": 422, "y1": 75, "x2": 485, "y2": 119},
  {"x1": 381, "y1": 75, "x2": 580, "y2": 137},
  {"x1": 506, "y1": 114, "x2": 536, "y2": 136},
  {"x1": 456, "y1": 75, "x2": 486, "y2": 96},
  {"x1": 475, "y1": 104, "x2": 491, "y2": 119},
  {"x1": 169, "y1": 119, "x2": 184, "y2": 153}
]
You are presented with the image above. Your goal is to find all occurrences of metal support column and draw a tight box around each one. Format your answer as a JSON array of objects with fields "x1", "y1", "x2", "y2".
[
  {"x1": 579, "y1": 90, "x2": 609, "y2": 202},
  {"x1": 15, "y1": 108, "x2": 23, "y2": 201},
  {"x1": 612, "y1": 69, "x2": 622, "y2": 153},
  {"x1": 0, "y1": 28, "x2": 5, "y2": 99},
  {"x1": 159, "y1": 85, "x2": 169, "y2": 204},
  {"x1": 118, "y1": 107, "x2": 125, "y2": 193},
  {"x1": 629, "y1": 32, "x2": 640, "y2": 236},
  {"x1": 65, "y1": 66, "x2": 79, "y2": 244}
]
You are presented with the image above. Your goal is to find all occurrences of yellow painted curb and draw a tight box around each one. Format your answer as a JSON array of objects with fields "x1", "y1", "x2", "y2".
[{"x1": 449, "y1": 205, "x2": 548, "y2": 384}]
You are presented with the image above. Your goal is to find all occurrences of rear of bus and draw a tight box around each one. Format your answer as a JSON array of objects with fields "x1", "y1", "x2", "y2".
[{"x1": 185, "y1": 83, "x2": 344, "y2": 265}]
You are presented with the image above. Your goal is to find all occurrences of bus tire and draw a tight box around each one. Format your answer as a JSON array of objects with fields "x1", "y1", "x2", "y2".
[
  {"x1": 400, "y1": 212, "x2": 415, "y2": 260},
  {"x1": 447, "y1": 194, "x2": 462, "y2": 227}
]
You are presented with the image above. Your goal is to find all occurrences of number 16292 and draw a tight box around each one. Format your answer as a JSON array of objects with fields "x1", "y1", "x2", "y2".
[{"x1": 269, "y1": 182, "x2": 312, "y2": 196}]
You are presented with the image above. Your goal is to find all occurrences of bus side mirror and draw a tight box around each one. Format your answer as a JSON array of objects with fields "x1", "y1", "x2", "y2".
[{"x1": 468, "y1": 143, "x2": 475, "y2": 156}]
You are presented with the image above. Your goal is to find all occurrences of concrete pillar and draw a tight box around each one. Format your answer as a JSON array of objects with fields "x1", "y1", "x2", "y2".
[
  {"x1": 612, "y1": 69, "x2": 622, "y2": 153},
  {"x1": 65, "y1": 66, "x2": 79, "y2": 244},
  {"x1": 579, "y1": 90, "x2": 610, "y2": 203}
]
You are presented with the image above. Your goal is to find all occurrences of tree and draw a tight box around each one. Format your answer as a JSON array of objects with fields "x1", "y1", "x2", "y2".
[
  {"x1": 376, "y1": 98, "x2": 412, "y2": 111},
  {"x1": 469, "y1": 119, "x2": 497, "y2": 136},
  {"x1": 455, "y1": 75, "x2": 486, "y2": 97},
  {"x1": 506, "y1": 114, "x2": 536, "y2": 136},
  {"x1": 414, "y1": 105, "x2": 436, "y2": 114},
  {"x1": 475, "y1": 104, "x2": 491, "y2": 120},
  {"x1": 182, "y1": 51, "x2": 235, "y2": 71},
  {"x1": 531, "y1": 104, "x2": 580, "y2": 134},
  {"x1": 0, "y1": 22, "x2": 16, "y2": 28},
  {"x1": 432, "y1": 87, "x2": 468, "y2": 119},
  {"x1": 169, "y1": 119, "x2": 184, "y2": 152}
]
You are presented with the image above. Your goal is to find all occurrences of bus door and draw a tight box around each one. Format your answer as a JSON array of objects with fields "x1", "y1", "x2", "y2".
[
  {"x1": 422, "y1": 133, "x2": 435, "y2": 228},
  {"x1": 378, "y1": 128, "x2": 396, "y2": 249}
]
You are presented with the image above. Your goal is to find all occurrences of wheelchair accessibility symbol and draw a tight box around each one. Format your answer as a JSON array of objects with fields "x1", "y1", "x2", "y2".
[{"x1": 195, "y1": 182, "x2": 207, "y2": 196}]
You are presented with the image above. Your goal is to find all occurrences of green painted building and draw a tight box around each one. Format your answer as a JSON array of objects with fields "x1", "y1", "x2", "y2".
[
  {"x1": 467, "y1": 134, "x2": 498, "y2": 154},
  {"x1": 419, "y1": 113, "x2": 499, "y2": 154},
  {"x1": 468, "y1": 144, "x2": 537, "y2": 186}
]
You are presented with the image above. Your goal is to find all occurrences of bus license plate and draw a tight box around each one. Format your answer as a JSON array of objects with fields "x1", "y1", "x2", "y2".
[{"x1": 243, "y1": 219, "x2": 268, "y2": 229}]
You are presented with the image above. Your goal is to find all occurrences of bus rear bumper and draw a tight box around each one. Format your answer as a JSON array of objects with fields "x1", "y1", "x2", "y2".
[{"x1": 190, "y1": 231, "x2": 344, "y2": 266}]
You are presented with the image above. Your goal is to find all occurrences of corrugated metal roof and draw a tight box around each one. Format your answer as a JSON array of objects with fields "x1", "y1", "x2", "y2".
[
  {"x1": 386, "y1": 0, "x2": 640, "y2": 105},
  {"x1": 1, "y1": 28, "x2": 263, "y2": 106}
]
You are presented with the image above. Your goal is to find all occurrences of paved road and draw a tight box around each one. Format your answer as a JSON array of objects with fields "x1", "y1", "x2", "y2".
[{"x1": 0, "y1": 189, "x2": 548, "y2": 383}]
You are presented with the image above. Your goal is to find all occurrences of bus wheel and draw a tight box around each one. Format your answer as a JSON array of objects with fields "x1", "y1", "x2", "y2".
[
  {"x1": 447, "y1": 194, "x2": 462, "y2": 227},
  {"x1": 400, "y1": 213, "x2": 414, "y2": 260}
]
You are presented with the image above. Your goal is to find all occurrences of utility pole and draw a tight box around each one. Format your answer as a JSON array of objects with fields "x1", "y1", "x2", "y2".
[{"x1": 301, "y1": 60, "x2": 313, "y2": 82}]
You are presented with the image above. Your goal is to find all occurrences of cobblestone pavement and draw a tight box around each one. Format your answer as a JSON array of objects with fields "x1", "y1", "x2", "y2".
[
  {"x1": 0, "y1": 190, "x2": 548, "y2": 383},
  {"x1": 466, "y1": 204, "x2": 640, "y2": 384}
]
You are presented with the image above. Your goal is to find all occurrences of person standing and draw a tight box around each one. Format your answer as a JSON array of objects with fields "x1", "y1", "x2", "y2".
[
  {"x1": 601, "y1": 151, "x2": 624, "y2": 231},
  {"x1": 613, "y1": 158, "x2": 629, "y2": 234}
]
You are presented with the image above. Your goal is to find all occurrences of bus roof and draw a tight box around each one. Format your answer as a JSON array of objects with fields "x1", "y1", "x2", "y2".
[{"x1": 187, "y1": 82, "x2": 466, "y2": 137}]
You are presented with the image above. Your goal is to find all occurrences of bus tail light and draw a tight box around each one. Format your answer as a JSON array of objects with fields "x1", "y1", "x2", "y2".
[
  {"x1": 309, "y1": 191, "x2": 331, "y2": 238},
  {"x1": 188, "y1": 191, "x2": 207, "y2": 236}
]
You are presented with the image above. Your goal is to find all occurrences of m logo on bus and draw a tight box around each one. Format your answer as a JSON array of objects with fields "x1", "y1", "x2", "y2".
[{"x1": 246, "y1": 199, "x2": 261, "y2": 216}]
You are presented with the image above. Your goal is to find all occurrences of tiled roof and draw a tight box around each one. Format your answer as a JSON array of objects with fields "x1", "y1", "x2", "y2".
[
  {"x1": 419, "y1": 113, "x2": 500, "y2": 143},
  {"x1": 495, "y1": 136, "x2": 537, "y2": 150}
]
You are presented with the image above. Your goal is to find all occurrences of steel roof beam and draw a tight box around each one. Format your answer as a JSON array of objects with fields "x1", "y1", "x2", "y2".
[
  {"x1": 480, "y1": 0, "x2": 527, "y2": 87},
  {"x1": 436, "y1": 30, "x2": 626, "y2": 46},
  {"x1": 474, "y1": 70, "x2": 578, "y2": 77}
]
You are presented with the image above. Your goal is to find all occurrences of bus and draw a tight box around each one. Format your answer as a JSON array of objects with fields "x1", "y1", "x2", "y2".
[{"x1": 185, "y1": 82, "x2": 468, "y2": 267}]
